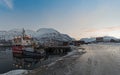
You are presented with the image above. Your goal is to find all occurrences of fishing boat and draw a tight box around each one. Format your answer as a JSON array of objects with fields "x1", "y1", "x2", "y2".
[
  {"x1": 12, "y1": 29, "x2": 47, "y2": 59},
  {"x1": 12, "y1": 29, "x2": 36, "y2": 54}
]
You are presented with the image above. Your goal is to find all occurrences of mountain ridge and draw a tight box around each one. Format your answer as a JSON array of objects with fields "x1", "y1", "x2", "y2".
[{"x1": 0, "y1": 28, "x2": 74, "y2": 43}]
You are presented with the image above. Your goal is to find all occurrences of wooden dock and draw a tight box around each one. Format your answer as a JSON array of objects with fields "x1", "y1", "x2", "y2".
[
  {"x1": 45, "y1": 46, "x2": 71, "y2": 55},
  {"x1": 0, "y1": 44, "x2": 72, "y2": 55}
]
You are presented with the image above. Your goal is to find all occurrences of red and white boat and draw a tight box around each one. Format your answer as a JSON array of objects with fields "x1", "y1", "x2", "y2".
[{"x1": 12, "y1": 29, "x2": 35, "y2": 54}]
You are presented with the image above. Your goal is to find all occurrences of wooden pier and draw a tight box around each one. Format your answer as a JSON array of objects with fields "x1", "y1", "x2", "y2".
[{"x1": 45, "y1": 46, "x2": 71, "y2": 55}]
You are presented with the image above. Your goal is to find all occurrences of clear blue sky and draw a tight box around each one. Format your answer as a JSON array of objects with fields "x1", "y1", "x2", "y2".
[{"x1": 1, "y1": 0, "x2": 120, "y2": 39}]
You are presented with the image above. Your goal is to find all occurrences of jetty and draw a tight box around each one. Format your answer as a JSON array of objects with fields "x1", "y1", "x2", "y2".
[{"x1": 44, "y1": 46, "x2": 71, "y2": 55}]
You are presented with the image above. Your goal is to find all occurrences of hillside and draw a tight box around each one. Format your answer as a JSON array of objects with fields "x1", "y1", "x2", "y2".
[{"x1": 0, "y1": 28, "x2": 73, "y2": 43}]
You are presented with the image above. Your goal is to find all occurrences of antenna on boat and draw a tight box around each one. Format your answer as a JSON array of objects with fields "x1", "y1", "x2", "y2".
[{"x1": 22, "y1": 28, "x2": 25, "y2": 37}]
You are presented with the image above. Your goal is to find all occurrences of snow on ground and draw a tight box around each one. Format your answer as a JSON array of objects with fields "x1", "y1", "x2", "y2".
[{"x1": 0, "y1": 70, "x2": 29, "y2": 75}]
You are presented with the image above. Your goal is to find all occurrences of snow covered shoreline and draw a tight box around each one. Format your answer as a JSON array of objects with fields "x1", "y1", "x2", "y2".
[
  {"x1": 27, "y1": 46, "x2": 83, "y2": 75},
  {"x1": 0, "y1": 70, "x2": 29, "y2": 75}
]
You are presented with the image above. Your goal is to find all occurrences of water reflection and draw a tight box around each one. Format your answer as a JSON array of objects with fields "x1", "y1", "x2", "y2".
[
  {"x1": 13, "y1": 53, "x2": 41, "y2": 69},
  {"x1": 0, "y1": 47, "x2": 13, "y2": 74},
  {"x1": 0, "y1": 47, "x2": 46, "y2": 74}
]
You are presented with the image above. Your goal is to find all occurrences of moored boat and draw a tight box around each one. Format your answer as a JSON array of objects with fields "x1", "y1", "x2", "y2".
[
  {"x1": 12, "y1": 29, "x2": 36, "y2": 54},
  {"x1": 12, "y1": 29, "x2": 48, "y2": 59}
]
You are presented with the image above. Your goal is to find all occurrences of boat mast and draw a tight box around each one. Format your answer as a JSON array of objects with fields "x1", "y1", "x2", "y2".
[{"x1": 22, "y1": 28, "x2": 25, "y2": 39}]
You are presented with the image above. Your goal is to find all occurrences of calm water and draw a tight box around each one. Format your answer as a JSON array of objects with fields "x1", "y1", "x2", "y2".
[{"x1": 0, "y1": 47, "x2": 45, "y2": 74}]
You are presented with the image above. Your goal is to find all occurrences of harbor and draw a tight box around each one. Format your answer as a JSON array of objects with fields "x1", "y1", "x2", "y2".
[
  {"x1": 0, "y1": 29, "x2": 76, "y2": 74},
  {"x1": 1, "y1": 0, "x2": 120, "y2": 75},
  {"x1": 0, "y1": 46, "x2": 73, "y2": 74}
]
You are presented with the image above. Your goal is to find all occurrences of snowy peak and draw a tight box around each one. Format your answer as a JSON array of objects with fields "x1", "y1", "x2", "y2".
[
  {"x1": 35, "y1": 28, "x2": 73, "y2": 42},
  {"x1": 36, "y1": 28, "x2": 59, "y2": 35},
  {"x1": 36, "y1": 28, "x2": 60, "y2": 37}
]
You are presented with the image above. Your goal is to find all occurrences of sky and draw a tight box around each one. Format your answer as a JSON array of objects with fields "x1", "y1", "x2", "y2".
[{"x1": 1, "y1": 0, "x2": 120, "y2": 39}]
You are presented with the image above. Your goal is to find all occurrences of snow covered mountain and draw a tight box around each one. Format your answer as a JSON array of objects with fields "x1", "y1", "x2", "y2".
[
  {"x1": 80, "y1": 38, "x2": 96, "y2": 43},
  {"x1": 0, "y1": 28, "x2": 36, "y2": 40},
  {"x1": 34, "y1": 28, "x2": 73, "y2": 43},
  {"x1": 80, "y1": 36, "x2": 120, "y2": 43},
  {"x1": 0, "y1": 28, "x2": 73, "y2": 43},
  {"x1": 103, "y1": 36, "x2": 119, "y2": 42}
]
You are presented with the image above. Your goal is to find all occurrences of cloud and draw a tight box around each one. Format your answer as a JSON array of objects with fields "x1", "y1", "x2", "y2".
[
  {"x1": 78, "y1": 26, "x2": 120, "y2": 39},
  {"x1": 3, "y1": 0, "x2": 13, "y2": 9},
  {"x1": 79, "y1": 0, "x2": 120, "y2": 28},
  {"x1": 2, "y1": 0, "x2": 13, "y2": 9}
]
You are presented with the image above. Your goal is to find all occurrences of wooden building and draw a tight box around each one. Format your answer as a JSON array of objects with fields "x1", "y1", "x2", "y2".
[{"x1": 96, "y1": 37, "x2": 103, "y2": 42}]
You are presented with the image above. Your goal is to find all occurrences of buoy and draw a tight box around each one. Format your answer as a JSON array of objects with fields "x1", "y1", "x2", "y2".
[{"x1": 16, "y1": 65, "x2": 19, "y2": 68}]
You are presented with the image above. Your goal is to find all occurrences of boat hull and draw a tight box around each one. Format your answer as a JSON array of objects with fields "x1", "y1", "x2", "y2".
[
  {"x1": 12, "y1": 45, "x2": 47, "y2": 59},
  {"x1": 12, "y1": 45, "x2": 23, "y2": 54}
]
